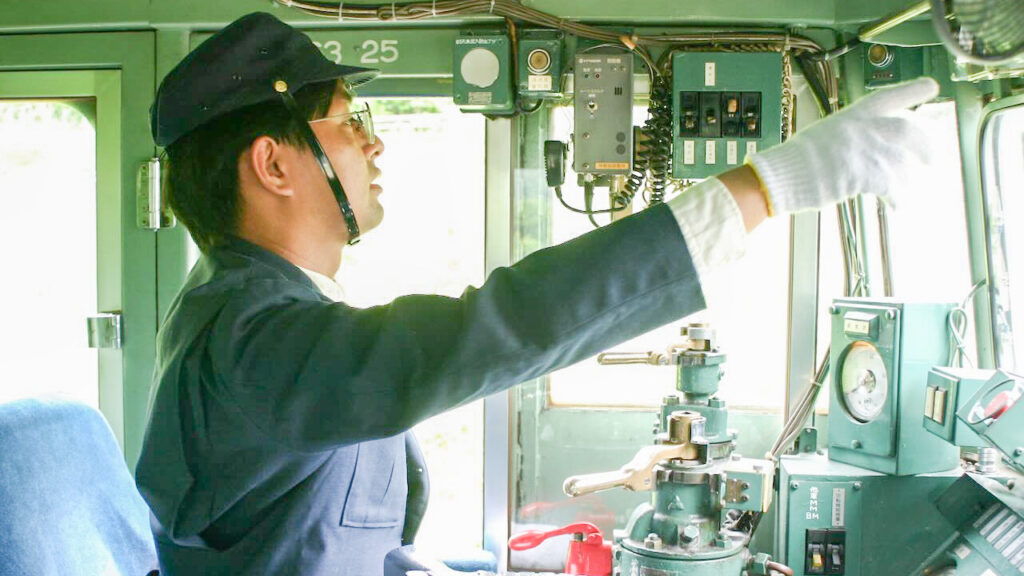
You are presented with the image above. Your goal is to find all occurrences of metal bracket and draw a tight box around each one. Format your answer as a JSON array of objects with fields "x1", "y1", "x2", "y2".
[
  {"x1": 137, "y1": 157, "x2": 175, "y2": 230},
  {"x1": 86, "y1": 313, "x2": 123, "y2": 349}
]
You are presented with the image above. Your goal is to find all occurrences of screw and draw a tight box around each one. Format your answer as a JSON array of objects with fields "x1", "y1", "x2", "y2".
[
  {"x1": 742, "y1": 482, "x2": 751, "y2": 490},
  {"x1": 830, "y1": 305, "x2": 839, "y2": 315},
  {"x1": 886, "y1": 310, "x2": 896, "y2": 320},
  {"x1": 851, "y1": 440, "x2": 863, "y2": 449},
  {"x1": 664, "y1": 395, "x2": 679, "y2": 405},
  {"x1": 853, "y1": 482, "x2": 862, "y2": 491},
  {"x1": 1014, "y1": 448, "x2": 1023, "y2": 456},
  {"x1": 741, "y1": 495, "x2": 750, "y2": 502},
  {"x1": 790, "y1": 481, "x2": 800, "y2": 490},
  {"x1": 681, "y1": 525, "x2": 700, "y2": 543}
]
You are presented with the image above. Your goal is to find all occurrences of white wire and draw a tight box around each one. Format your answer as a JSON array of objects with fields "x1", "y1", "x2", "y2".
[
  {"x1": 432, "y1": 0, "x2": 436, "y2": 17},
  {"x1": 337, "y1": 1, "x2": 343, "y2": 22}
]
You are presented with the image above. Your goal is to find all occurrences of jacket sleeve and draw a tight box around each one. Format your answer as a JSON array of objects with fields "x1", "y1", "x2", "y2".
[{"x1": 206, "y1": 204, "x2": 706, "y2": 452}]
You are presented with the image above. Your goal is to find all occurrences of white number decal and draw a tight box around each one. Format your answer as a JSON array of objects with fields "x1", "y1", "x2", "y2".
[
  {"x1": 379, "y1": 40, "x2": 399, "y2": 63},
  {"x1": 360, "y1": 39, "x2": 399, "y2": 64},
  {"x1": 312, "y1": 40, "x2": 344, "y2": 64},
  {"x1": 323, "y1": 40, "x2": 343, "y2": 64}
]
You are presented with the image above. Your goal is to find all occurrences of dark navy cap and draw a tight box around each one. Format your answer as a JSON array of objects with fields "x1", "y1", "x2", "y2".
[{"x1": 152, "y1": 12, "x2": 379, "y2": 147}]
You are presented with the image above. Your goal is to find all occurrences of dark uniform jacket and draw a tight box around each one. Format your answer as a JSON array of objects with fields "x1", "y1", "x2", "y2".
[{"x1": 135, "y1": 204, "x2": 705, "y2": 575}]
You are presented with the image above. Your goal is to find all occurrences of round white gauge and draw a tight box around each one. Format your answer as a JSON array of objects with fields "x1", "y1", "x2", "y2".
[{"x1": 839, "y1": 341, "x2": 889, "y2": 423}]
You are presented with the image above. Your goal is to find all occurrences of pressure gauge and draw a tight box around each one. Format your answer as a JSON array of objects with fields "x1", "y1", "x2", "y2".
[{"x1": 839, "y1": 341, "x2": 889, "y2": 422}]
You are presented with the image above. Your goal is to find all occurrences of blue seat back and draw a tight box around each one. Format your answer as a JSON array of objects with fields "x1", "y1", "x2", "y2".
[{"x1": 0, "y1": 398, "x2": 157, "y2": 575}]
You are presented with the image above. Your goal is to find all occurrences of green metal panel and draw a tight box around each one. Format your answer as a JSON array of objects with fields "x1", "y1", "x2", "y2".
[
  {"x1": 453, "y1": 31, "x2": 514, "y2": 113},
  {"x1": 0, "y1": 32, "x2": 156, "y2": 469},
  {"x1": 827, "y1": 298, "x2": 960, "y2": 475},
  {"x1": 671, "y1": 52, "x2": 783, "y2": 179},
  {"x1": 776, "y1": 453, "x2": 960, "y2": 576}
]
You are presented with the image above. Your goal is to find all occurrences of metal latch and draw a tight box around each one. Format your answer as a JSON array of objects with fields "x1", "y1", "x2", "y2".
[
  {"x1": 86, "y1": 313, "x2": 123, "y2": 349},
  {"x1": 137, "y1": 157, "x2": 175, "y2": 230}
]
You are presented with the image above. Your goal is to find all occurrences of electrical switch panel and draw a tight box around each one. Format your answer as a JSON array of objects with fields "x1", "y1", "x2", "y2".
[
  {"x1": 573, "y1": 51, "x2": 633, "y2": 175},
  {"x1": 805, "y1": 529, "x2": 846, "y2": 575},
  {"x1": 671, "y1": 52, "x2": 782, "y2": 179}
]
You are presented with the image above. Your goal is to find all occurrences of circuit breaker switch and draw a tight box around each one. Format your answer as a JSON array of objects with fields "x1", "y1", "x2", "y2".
[
  {"x1": 809, "y1": 544, "x2": 824, "y2": 573},
  {"x1": 828, "y1": 544, "x2": 843, "y2": 571},
  {"x1": 726, "y1": 97, "x2": 739, "y2": 114}
]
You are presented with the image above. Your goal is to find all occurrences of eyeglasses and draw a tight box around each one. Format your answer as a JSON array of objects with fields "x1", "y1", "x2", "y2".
[{"x1": 309, "y1": 104, "x2": 375, "y2": 144}]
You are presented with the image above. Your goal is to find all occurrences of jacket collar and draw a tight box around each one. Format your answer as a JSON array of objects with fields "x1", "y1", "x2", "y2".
[{"x1": 216, "y1": 235, "x2": 322, "y2": 295}]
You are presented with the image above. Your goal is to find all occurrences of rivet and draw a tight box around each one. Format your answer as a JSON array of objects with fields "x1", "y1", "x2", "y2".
[
  {"x1": 790, "y1": 481, "x2": 800, "y2": 490},
  {"x1": 274, "y1": 79, "x2": 289, "y2": 93}
]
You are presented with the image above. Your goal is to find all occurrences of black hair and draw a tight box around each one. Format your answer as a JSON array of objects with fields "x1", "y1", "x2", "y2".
[{"x1": 163, "y1": 79, "x2": 340, "y2": 252}]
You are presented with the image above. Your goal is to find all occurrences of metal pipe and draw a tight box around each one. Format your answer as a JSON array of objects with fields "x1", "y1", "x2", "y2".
[
  {"x1": 878, "y1": 201, "x2": 895, "y2": 297},
  {"x1": 767, "y1": 560, "x2": 796, "y2": 576},
  {"x1": 858, "y1": 0, "x2": 931, "y2": 42}
]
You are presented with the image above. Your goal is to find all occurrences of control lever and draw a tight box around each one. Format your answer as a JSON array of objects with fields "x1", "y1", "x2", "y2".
[
  {"x1": 509, "y1": 522, "x2": 612, "y2": 576},
  {"x1": 563, "y1": 442, "x2": 699, "y2": 497}
]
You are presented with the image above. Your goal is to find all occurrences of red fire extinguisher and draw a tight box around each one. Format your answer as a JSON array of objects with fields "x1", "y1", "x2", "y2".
[{"x1": 509, "y1": 522, "x2": 612, "y2": 576}]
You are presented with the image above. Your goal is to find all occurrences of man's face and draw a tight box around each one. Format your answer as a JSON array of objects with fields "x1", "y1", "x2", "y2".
[{"x1": 307, "y1": 85, "x2": 386, "y2": 240}]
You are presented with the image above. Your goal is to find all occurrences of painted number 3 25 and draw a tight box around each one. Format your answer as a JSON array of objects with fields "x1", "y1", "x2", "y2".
[{"x1": 312, "y1": 39, "x2": 399, "y2": 65}]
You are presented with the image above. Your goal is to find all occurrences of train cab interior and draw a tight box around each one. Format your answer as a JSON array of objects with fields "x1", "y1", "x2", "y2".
[{"x1": 1, "y1": 1, "x2": 1024, "y2": 575}]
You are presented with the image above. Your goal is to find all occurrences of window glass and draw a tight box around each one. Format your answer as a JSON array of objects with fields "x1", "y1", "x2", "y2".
[
  {"x1": 982, "y1": 104, "x2": 1024, "y2": 369},
  {"x1": 0, "y1": 101, "x2": 98, "y2": 406},
  {"x1": 545, "y1": 105, "x2": 791, "y2": 410},
  {"x1": 335, "y1": 97, "x2": 486, "y2": 555},
  {"x1": 816, "y1": 101, "x2": 972, "y2": 410}
]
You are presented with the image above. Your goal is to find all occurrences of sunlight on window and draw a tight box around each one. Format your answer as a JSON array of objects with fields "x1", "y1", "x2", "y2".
[
  {"x1": 545, "y1": 105, "x2": 791, "y2": 410},
  {"x1": 0, "y1": 101, "x2": 97, "y2": 406},
  {"x1": 335, "y1": 97, "x2": 486, "y2": 555}
]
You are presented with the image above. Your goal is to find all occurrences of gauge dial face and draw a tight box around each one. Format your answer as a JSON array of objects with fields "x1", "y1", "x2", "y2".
[{"x1": 840, "y1": 341, "x2": 889, "y2": 423}]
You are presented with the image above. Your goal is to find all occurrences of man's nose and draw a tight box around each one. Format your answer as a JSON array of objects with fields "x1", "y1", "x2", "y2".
[{"x1": 367, "y1": 134, "x2": 384, "y2": 160}]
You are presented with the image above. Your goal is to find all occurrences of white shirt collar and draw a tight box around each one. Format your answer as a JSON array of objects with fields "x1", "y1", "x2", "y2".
[{"x1": 298, "y1": 266, "x2": 347, "y2": 303}]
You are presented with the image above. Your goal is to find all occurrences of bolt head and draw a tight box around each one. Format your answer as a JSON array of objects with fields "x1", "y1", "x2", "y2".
[
  {"x1": 1014, "y1": 447, "x2": 1023, "y2": 456},
  {"x1": 853, "y1": 481, "x2": 862, "y2": 491},
  {"x1": 829, "y1": 305, "x2": 839, "y2": 315},
  {"x1": 681, "y1": 525, "x2": 700, "y2": 543},
  {"x1": 740, "y1": 495, "x2": 750, "y2": 502},
  {"x1": 790, "y1": 481, "x2": 800, "y2": 490},
  {"x1": 643, "y1": 533, "x2": 663, "y2": 550},
  {"x1": 851, "y1": 439, "x2": 863, "y2": 449}
]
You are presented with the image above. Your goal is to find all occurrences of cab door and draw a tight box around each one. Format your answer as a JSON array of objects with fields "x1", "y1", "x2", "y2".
[{"x1": 0, "y1": 33, "x2": 156, "y2": 468}]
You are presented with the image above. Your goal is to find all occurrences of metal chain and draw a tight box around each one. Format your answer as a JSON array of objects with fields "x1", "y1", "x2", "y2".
[{"x1": 781, "y1": 47, "x2": 794, "y2": 141}]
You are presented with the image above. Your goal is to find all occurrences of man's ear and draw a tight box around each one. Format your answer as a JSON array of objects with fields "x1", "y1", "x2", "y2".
[{"x1": 246, "y1": 135, "x2": 296, "y2": 197}]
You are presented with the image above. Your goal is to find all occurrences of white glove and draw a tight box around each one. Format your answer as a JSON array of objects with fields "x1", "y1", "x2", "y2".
[{"x1": 748, "y1": 77, "x2": 940, "y2": 215}]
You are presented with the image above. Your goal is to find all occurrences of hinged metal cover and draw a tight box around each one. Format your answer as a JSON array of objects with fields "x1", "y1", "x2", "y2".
[
  {"x1": 86, "y1": 313, "x2": 123, "y2": 349},
  {"x1": 137, "y1": 157, "x2": 175, "y2": 230}
]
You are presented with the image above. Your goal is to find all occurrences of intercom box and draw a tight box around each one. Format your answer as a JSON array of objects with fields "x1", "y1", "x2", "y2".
[
  {"x1": 517, "y1": 29, "x2": 564, "y2": 99},
  {"x1": 572, "y1": 51, "x2": 633, "y2": 175}
]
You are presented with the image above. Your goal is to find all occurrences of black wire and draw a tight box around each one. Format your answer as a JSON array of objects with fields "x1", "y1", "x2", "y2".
[
  {"x1": 796, "y1": 53, "x2": 834, "y2": 115},
  {"x1": 554, "y1": 186, "x2": 629, "y2": 215}
]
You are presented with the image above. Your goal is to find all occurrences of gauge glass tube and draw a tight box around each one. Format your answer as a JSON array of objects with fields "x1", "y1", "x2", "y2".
[{"x1": 840, "y1": 341, "x2": 889, "y2": 422}]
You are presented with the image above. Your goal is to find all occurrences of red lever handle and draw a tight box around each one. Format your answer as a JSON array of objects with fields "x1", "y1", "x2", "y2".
[{"x1": 509, "y1": 522, "x2": 603, "y2": 550}]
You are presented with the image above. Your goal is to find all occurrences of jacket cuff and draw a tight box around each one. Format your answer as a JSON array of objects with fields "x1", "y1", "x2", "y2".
[{"x1": 666, "y1": 177, "x2": 748, "y2": 283}]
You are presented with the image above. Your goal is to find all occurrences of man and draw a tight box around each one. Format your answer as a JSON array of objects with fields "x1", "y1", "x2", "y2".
[{"x1": 136, "y1": 11, "x2": 939, "y2": 576}]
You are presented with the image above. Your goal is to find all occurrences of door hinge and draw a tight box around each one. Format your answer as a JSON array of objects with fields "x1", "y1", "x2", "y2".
[
  {"x1": 86, "y1": 313, "x2": 123, "y2": 349},
  {"x1": 137, "y1": 157, "x2": 175, "y2": 230}
]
